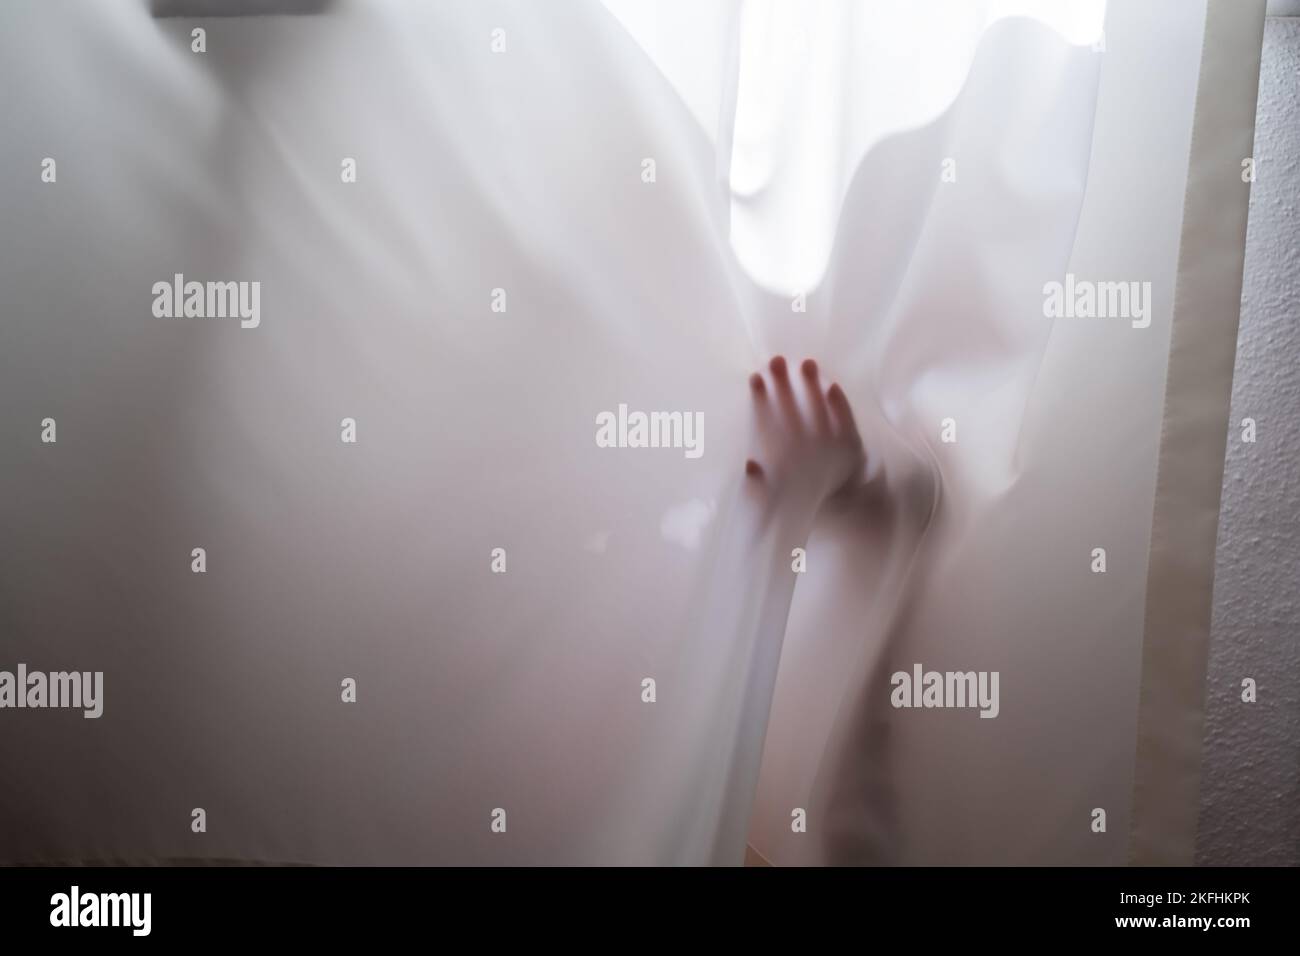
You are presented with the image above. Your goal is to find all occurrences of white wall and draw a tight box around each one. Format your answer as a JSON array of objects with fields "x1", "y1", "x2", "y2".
[{"x1": 1199, "y1": 16, "x2": 1300, "y2": 866}]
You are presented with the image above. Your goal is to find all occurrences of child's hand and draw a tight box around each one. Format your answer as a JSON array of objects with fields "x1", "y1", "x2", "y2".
[{"x1": 745, "y1": 356, "x2": 867, "y2": 509}]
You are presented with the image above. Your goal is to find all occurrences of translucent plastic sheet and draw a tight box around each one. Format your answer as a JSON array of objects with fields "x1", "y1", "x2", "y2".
[{"x1": 0, "y1": 0, "x2": 1253, "y2": 865}]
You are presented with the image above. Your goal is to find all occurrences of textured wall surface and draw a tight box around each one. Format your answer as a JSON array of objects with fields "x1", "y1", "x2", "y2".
[{"x1": 1198, "y1": 17, "x2": 1300, "y2": 866}]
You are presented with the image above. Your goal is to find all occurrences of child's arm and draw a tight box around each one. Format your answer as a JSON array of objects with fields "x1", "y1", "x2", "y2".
[{"x1": 654, "y1": 357, "x2": 873, "y2": 864}]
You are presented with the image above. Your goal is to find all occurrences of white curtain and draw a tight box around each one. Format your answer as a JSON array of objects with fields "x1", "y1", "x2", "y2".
[{"x1": 0, "y1": 0, "x2": 1259, "y2": 865}]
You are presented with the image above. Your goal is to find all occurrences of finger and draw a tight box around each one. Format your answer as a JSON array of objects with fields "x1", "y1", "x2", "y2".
[
  {"x1": 750, "y1": 369, "x2": 775, "y2": 437},
  {"x1": 801, "y1": 359, "x2": 832, "y2": 436},
  {"x1": 769, "y1": 355, "x2": 803, "y2": 433},
  {"x1": 827, "y1": 382, "x2": 861, "y2": 446}
]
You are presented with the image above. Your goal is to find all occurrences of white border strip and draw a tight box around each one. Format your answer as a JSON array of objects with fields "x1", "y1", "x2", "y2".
[{"x1": 1129, "y1": 0, "x2": 1267, "y2": 866}]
